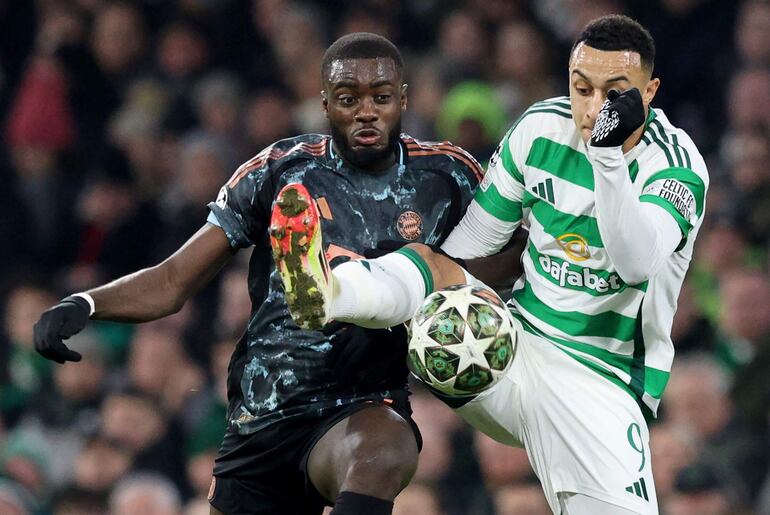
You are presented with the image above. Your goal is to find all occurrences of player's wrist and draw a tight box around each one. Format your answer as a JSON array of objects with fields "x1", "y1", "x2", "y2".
[{"x1": 68, "y1": 293, "x2": 95, "y2": 317}]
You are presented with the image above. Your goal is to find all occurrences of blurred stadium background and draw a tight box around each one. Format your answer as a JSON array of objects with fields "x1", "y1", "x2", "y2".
[{"x1": 0, "y1": 0, "x2": 769, "y2": 513}]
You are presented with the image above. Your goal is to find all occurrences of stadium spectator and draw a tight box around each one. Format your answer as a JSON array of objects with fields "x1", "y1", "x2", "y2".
[
  {"x1": 0, "y1": 477, "x2": 37, "y2": 515},
  {"x1": 436, "y1": 81, "x2": 507, "y2": 162},
  {"x1": 64, "y1": 148, "x2": 161, "y2": 291},
  {"x1": 664, "y1": 354, "x2": 768, "y2": 498},
  {"x1": 718, "y1": 269, "x2": 770, "y2": 368},
  {"x1": 51, "y1": 488, "x2": 107, "y2": 515},
  {"x1": 243, "y1": 89, "x2": 298, "y2": 155},
  {"x1": 493, "y1": 21, "x2": 559, "y2": 117},
  {"x1": 392, "y1": 483, "x2": 443, "y2": 515},
  {"x1": 722, "y1": 129, "x2": 770, "y2": 244},
  {"x1": 99, "y1": 390, "x2": 190, "y2": 497},
  {"x1": 109, "y1": 473, "x2": 183, "y2": 515},
  {"x1": 90, "y1": 1, "x2": 148, "y2": 81},
  {"x1": 664, "y1": 462, "x2": 744, "y2": 515},
  {"x1": 734, "y1": 0, "x2": 770, "y2": 66},
  {"x1": 649, "y1": 423, "x2": 700, "y2": 503},
  {"x1": 493, "y1": 482, "x2": 552, "y2": 515},
  {"x1": 72, "y1": 436, "x2": 132, "y2": 494},
  {"x1": 1, "y1": 285, "x2": 57, "y2": 424},
  {"x1": 670, "y1": 281, "x2": 718, "y2": 355},
  {"x1": 125, "y1": 324, "x2": 205, "y2": 421},
  {"x1": 435, "y1": 10, "x2": 487, "y2": 86},
  {"x1": 214, "y1": 266, "x2": 252, "y2": 340},
  {"x1": 725, "y1": 67, "x2": 770, "y2": 131}
]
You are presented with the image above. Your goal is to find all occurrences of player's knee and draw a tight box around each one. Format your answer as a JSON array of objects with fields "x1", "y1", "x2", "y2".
[
  {"x1": 344, "y1": 439, "x2": 417, "y2": 498},
  {"x1": 402, "y1": 243, "x2": 462, "y2": 289},
  {"x1": 403, "y1": 242, "x2": 433, "y2": 262}
]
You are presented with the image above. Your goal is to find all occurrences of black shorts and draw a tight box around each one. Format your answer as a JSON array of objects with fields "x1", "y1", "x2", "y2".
[{"x1": 209, "y1": 390, "x2": 421, "y2": 515}]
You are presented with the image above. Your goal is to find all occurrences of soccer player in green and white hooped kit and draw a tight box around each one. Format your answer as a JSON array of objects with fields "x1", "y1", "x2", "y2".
[{"x1": 274, "y1": 15, "x2": 708, "y2": 515}]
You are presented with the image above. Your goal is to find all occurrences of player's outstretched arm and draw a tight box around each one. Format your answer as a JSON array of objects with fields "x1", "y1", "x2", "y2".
[
  {"x1": 34, "y1": 223, "x2": 233, "y2": 363},
  {"x1": 89, "y1": 223, "x2": 233, "y2": 320}
]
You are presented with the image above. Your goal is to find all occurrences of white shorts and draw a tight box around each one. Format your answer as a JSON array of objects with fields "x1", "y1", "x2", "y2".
[{"x1": 454, "y1": 318, "x2": 659, "y2": 514}]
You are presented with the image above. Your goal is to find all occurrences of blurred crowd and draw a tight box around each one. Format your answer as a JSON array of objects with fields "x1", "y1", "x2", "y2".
[{"x1": 0, "y1": 0, "x2": 768, "y2": 514}]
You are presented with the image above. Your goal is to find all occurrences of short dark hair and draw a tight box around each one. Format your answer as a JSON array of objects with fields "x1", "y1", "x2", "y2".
[
  {"x1": 573, "y1": 15, "x2": 656, "y2": 73},
  {"x1": 321, "y1": 32, "x2": 403, "y2": 81}
]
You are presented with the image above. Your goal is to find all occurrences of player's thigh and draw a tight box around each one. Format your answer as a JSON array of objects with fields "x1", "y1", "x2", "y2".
[
  {"x1": 517, "y1": 332, "x2": 658, "y2": 513},
  {"x1": 559, "y1": 492, "x2": 645, "y2": 515},
  {"x1": 452, "y1": 353, "x2": 526, "y2": 447},
  {"x1": 307, "y1": 404, "x2": 419, "y2": 501},
  {"x1": 211, "y1": 425, "x2": 327, "y2": 515}
]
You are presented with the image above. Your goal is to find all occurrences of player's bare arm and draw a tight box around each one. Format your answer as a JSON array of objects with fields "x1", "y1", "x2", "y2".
[
  {"x1": 33, "y1": 223, "x2": 233, "y2": 362},
  {"x1": 89, "y1": 223, "x2": 233, "y2": 321}
]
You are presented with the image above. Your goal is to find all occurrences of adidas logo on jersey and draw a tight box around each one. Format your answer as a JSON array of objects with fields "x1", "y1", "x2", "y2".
[
  {"x1": 531, "y1": 178, "x2": 555, "y2": 203},
  {"x1": 625, "y1": 477, "x2": 650, "y2": 501},
  {"x1": 538, "y1": 254, "x2": 623, "y2": 293}
]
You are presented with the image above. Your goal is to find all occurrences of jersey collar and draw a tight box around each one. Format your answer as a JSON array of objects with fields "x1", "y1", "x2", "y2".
[{"x1": 326, "y1": 137, "x2": 406, "y2": 168}]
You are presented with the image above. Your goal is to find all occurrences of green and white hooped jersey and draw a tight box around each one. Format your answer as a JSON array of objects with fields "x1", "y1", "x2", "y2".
[{"x1": 445, "y1": 96, "x2": 708, "y2": 417}]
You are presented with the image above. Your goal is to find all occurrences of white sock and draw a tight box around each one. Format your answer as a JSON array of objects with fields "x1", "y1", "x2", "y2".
[{"x1": 330, "y1": 252, "x2": 429, "y2": 328}]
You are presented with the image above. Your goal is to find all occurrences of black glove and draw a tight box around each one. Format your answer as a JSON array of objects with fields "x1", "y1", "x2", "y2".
[
  {"x1": 590, "y1": 88, "x2": 645, "y2": 148},
  {"x1": 323, "y1": 321, "x2": 408, "y2": 387},
  {"x1": 33, "y1": 295, "x2": 90, "y2": 363},
  {"x1": 363, "y1": 240, "x2": 467, "y2": 269}
]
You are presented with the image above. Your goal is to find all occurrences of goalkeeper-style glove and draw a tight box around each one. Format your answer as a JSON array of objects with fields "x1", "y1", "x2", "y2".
[
  {"x1": 33, "y1": 295, "x2": 90, "y2": 363},
  {"x1": 590, "y1": 88, "x2": 646, "y2": 148}
]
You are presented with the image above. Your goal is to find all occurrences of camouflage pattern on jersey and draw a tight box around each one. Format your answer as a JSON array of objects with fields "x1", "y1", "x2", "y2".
[{"x1": 207, "y1": 133, "x2": 481, "y2": 434}]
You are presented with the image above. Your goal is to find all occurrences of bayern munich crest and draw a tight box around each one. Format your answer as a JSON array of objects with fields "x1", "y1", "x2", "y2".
[{"x1": 397, "y1": 210, "x2": 423, "y2": 240}]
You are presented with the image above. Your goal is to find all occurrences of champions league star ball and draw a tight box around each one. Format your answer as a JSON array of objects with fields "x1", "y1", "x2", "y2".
[{"x1": 407, "y1": 285, "x2": 516, "y2": 397}]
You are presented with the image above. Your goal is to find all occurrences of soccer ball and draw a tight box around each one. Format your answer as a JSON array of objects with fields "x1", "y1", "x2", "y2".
[{"x1": 407, "y1": 284, "x2": 516, "y2": 397}]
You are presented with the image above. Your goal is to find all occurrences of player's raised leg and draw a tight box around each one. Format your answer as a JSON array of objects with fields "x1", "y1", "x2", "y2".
[
  {"x1": 270, "y1": 183, "x2": 466, "y2": 330},
  {"x1": 270, "y1": 183, "x2": 333, "y2": 330}
]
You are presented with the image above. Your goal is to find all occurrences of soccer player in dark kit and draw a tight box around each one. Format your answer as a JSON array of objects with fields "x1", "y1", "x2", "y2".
[{"x1": 33, "y1": 33, "x2": 494, "y2": 514}]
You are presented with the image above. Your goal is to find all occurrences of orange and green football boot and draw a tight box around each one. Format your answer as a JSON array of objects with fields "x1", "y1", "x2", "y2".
[{"x1": 269, "y1": 183, "x2": 333, "y2": 330}]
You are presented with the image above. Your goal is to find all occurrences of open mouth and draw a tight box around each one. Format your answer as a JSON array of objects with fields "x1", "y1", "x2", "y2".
[{"x1": 352, "y1": 128, "x2": 382, "y2": 146}]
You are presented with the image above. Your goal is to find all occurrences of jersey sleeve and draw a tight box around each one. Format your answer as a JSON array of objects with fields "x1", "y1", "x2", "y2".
[
  {"x1": 442, "y1": 125, "x2": 527, "y2": 259},
  {"x1": 638, "y1": 158, "x2": 707, "y2": 250},
  {"x1": 451, "y1": 146, "x2": 484, "y2": 207},
  {"x1": 207, "y1": 149, "x2": 277, "y2": 249}
]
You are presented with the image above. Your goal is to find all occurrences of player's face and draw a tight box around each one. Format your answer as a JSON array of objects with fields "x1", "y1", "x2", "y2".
[
  {"x1": 323, "y1": 57, "x2": 407, "y2": 171},
  {"x1": 568, "y1": 43, "x2": 660, "y2": 146}
]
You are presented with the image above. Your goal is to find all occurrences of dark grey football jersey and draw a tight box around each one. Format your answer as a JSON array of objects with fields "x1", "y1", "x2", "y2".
[{"x1": 207, "y1": 133, "x2": 481, "y2": 434}]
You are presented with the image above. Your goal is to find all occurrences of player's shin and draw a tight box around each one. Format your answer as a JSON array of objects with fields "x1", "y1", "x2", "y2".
[{"x1": 330, "y1": 250, "x2": 432, "y2": 328}]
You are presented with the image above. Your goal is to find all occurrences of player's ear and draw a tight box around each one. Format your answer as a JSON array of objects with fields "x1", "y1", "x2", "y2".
[
  {"x1": 321, "y1": 90, "x2": 329, "y2": 117},
  {"x1": 642, "y1": 78, "x2": 660, "y2": 107},
  {"x1": 400, "y1": 83, "x2": 408, "y2": 112}
]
